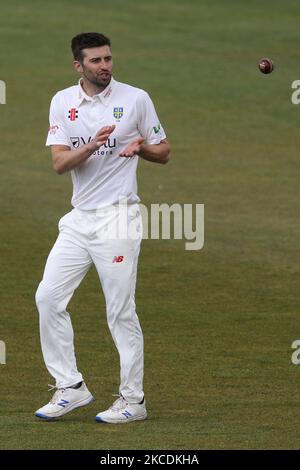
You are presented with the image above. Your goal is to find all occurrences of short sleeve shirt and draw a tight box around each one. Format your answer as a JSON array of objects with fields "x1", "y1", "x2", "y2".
[{"x1": 46, "y1": 78, "x2": 167, "y2": 210}]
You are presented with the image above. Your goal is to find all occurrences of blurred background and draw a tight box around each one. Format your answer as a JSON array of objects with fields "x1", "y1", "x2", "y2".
[{"x1": 1, "y1": 0, "x2": 300, "y2": 449}]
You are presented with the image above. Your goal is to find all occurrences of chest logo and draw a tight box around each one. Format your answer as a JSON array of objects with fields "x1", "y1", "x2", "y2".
[
  {"x1": 68, "y1": 108, "x2": 78, "y2": 121},
  {"x1": 113, "y1": 107, "x2": 123, "y2": 121}
]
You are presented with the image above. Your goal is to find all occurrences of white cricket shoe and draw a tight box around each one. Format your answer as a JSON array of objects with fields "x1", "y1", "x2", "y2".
[
  {"x1": 96, "y1": 395, "x2": 147, "y2": 424},
  {"x1": 35, "y1": 382, "x2": 94, "y2": 420}
]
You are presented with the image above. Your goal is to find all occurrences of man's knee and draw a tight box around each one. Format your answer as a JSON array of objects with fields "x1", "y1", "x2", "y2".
[{"x1": 35, "y1": 281, "x2": 58, "y2": 310}]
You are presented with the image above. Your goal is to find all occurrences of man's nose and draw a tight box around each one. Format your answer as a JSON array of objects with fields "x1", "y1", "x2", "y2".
[{"x1": 99, "y1": 62, "x2": 109, "y2": 70}]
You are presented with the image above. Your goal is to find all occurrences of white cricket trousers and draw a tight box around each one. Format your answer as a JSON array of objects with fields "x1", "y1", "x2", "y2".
[{"x1": 35, "y1": 204, "x2": 144, "y2": 403}]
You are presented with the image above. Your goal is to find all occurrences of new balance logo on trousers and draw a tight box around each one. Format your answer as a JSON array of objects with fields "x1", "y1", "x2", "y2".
[{"x1": 112, "y1": 255, "x2": 124, "y2": 263}]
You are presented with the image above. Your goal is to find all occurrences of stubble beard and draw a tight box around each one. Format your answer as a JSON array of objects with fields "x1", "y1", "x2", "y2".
[{"x1": 84, "y1": 70, "x2": 111, "y2": 90}]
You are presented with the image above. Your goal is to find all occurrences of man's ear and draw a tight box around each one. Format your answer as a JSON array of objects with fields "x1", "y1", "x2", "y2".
[{"x1": 73, "y1": 60, "x2": 83, "y2": 74}]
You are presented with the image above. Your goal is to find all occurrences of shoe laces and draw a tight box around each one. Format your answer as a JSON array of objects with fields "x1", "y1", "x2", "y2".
[
  {"x1": 47, "y1": 384, "x2": 66, "y2": 405},
  {"x1": 109, "y1": 394, "x2": 128, "y2": 412}
]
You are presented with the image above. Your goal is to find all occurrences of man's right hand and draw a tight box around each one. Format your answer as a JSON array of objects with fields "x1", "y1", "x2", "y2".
[{"x1": 87, "y1": 125, "x2": 116, "y2": 152}]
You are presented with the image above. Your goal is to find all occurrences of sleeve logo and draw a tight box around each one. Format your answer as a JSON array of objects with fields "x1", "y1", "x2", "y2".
[
  {"x1": 49, "y1": 125, "x2": 59, "y2": 135},
  {"x1": 153, "y1": 124, "x2": 161, "y2": 134}
]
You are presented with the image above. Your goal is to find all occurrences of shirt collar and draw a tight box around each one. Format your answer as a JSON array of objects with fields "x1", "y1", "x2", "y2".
[{"x1": 77, "y1": 77, "x2": 116, "y2": 107}]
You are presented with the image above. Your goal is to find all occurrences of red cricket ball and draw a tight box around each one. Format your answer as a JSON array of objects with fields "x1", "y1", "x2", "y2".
[{"x1": 258, "y1": 58, "x2": 274, "y2": 74}]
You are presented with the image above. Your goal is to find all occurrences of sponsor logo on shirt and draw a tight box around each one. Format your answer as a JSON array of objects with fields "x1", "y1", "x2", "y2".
[
  {"x1": 68, "y1": 108, "x2": 78, "y2": 121},
  {"x1": 70, "y1": 136, "x2": 116, "y2": 149},
  {"x1": 70, "y1": 136, "x2": 87, "y2": 148},
  {"x1": 113, "y1": 107, "x2": 123, "y2": 121}
]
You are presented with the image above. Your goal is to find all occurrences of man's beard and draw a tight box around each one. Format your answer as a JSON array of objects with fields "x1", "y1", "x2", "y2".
[{"x1": 85, "y1": 71, "x2": 111, "y2": 89}]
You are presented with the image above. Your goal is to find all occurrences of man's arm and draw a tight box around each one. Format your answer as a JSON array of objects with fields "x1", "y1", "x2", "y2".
[
  {"x1": 119, "y1": 138, "x2": 170, "y2": 164},
  {"x1": 51, "y1": 125, "x2": 115, "y2": 174}
]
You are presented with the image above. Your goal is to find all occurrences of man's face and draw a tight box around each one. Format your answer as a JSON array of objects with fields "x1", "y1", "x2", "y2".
[{"x1": 74, "y1": 45, "x2": 113, "y2": 89}]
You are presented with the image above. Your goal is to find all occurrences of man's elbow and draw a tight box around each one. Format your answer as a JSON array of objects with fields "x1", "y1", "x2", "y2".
[
  {"x1": 54, "y1": 166, "x2": 65, "y2": 175},
  {"x1": 161, "y1": 145, "x2": 170, "y2": 164},
  {"x1": 53, "y1": 158, "x2": 65, "y2": 175}
]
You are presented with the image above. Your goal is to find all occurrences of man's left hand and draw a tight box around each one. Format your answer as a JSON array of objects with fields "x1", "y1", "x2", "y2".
[{"x1": 119, "y1": 137, "x2": 145, "y2": 158}]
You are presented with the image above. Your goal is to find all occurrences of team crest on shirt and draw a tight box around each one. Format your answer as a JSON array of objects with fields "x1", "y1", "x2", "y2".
[{"x1": 113, "y1": 107, "x2": 123, "y2": 121}]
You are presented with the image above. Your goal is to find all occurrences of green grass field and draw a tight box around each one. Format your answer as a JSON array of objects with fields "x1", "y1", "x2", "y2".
[{"x1": 1, "y1": 0, "x2": 300, "y2": 450}]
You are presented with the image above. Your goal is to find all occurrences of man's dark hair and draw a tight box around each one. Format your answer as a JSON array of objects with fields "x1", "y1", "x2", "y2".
[{"x1": 71, "y1": 32, "x2": 111, "y2": 62}]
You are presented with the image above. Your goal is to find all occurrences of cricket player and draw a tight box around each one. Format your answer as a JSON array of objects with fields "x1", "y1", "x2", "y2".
[{"x1": 35, "y1": 32, "x2": 170, "y2": 423}]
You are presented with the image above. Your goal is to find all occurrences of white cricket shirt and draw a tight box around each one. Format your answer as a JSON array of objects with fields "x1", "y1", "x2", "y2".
[{"x1": 46, "y1": 77, "x2": 166, "y2": 209}]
